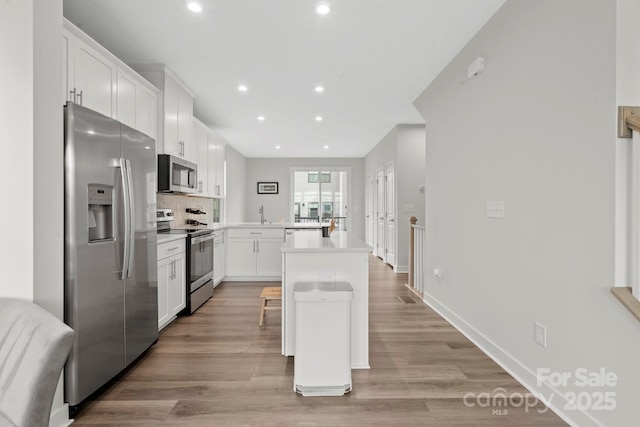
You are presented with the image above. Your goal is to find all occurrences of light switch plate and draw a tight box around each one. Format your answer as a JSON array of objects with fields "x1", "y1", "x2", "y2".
[
  {"x1": 487, "y1": 201, "x2": 505, "y2": 219},
  {"x1": 535, "y1": 322, "x2": 547, "y2": 348}
]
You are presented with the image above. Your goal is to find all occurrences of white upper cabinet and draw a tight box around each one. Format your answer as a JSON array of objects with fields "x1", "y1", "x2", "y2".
[
  {"x1": 177, "y1": 80, "x2": 194, "y2": 160},
  {"x1": 193, "y1": 117, "x2": 226, "y2": 197},
  {"x1": 115, "y1": 69, "x2": 158, "y2": 141},
  {"x1": 63, "y1": 27, "x2": 115, "y2": 118},
  {"x1": 193, "y1": 118, "x2": 209, "y2": 195},
  {"x1": 210, "y1": 132, "x2": 226, "y2": 197},
  {"x1": 130, "y1": 64, "x2": 196, "y2": 163},
  {"x1": 137, "y1": 86, "x2": 158, "y2": 141},
  {"x1": 116, "y1": 70, "x2": 137, "y2": 128},
  {"x1": 63, "y1": 20, "x2": 159, "y2": 141}
]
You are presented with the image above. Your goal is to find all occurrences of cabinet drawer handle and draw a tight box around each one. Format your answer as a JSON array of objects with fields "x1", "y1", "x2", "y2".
[
  {"x1": 249, "y1": 232, "x2": 262, "y2": 235},
  {"x1": 167, "y1": 246, "x2": 180, "y2": 251}
]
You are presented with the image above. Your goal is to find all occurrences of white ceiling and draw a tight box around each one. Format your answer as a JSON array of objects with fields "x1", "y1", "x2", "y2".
[{"x1": 63, "y1": 0, "x2": 505, "y2": 158}]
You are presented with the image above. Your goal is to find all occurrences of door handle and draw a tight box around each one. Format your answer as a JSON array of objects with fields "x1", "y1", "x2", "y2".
[
  {"x1": 124, "y1": 159, "x2": 135, "y2": 278},
  {"x1": 119, "y1": 158, "x2": 131, "y2": 280}
]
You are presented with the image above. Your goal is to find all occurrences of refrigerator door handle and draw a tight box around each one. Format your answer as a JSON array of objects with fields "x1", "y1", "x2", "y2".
[
  {"x1": 124, "y1": 159, "x2": 135, "y2": 279},
  {"x1": 120, "y1": 158, "x2": 132, "y2": 280}
]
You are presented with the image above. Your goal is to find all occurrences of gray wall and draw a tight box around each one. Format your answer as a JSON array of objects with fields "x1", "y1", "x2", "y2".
[
  {"x1": 364, "y1": 127, "x2": 397, "y2": 175},
  {"x1": 364, "y1": 124, "x2": 425, "y2": 271},
  {"x1": 396, "y1": 125, "x2": 426, "y2": 268},
  {"x1": 224, "y1": 144, "x2": 248, "y2": 222},
  {"x1": 1, "y1": 0, "x2": 67, "y2": 422},
  {"x1": 413, "y1": 1, "x2": 637, "y2": 425},
  {"x1": 615, "y1": 0, "x2": 640, "y2": 286},
  {"x1": 245, "y1": 158, "x2": 365, "y2": 240}
]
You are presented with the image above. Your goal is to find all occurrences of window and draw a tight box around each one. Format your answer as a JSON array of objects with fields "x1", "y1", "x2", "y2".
[
  {"x1": 308, "y1": 172, "x2": 331, "y2": 183},
  {"x1": 292, "y1": 168, "x2": 349, "y2": 230},
  {"x1": 308, "y1": 202, "x2": 319, "y2": 219},
  {"x1": 322, "y1": 202, "x2": 333, "y2": 219}
]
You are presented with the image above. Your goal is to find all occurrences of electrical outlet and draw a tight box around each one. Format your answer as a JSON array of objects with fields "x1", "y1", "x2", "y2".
[
  {"x1": 318, "y1": 271, "x2": 335, "y2": 283},
  {"x1": 535, "y1": 322, "x2": 547, "y2": 348}
]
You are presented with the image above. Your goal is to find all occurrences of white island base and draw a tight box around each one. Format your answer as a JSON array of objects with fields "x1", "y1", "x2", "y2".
[{"x1": 281, "y1": 231, "x2": 371, "y2": 369}]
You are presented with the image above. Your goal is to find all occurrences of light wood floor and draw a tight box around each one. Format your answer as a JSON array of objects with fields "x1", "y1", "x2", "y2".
[{"x1": 72, "y1": 255, "x2": 567, "y2": 426}]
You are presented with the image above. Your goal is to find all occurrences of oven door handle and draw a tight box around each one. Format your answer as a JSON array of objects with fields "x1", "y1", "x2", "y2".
[{"x1": 192, "y1": 234, "x2": 214, "y2": 245}]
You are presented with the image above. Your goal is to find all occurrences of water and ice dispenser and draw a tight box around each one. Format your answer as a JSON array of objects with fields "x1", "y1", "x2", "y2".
[{"x1": 87, "y1": 184, "x2": 113, "y2": 242}]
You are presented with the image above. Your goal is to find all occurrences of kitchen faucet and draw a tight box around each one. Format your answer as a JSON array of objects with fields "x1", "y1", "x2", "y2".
[{"x1": 259, "y1": 204, "x2": 265, "y2": 225}]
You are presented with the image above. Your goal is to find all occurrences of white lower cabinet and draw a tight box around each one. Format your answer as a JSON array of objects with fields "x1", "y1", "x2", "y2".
[
  {"x1": 256, "y1": 239, "x2": 284, "y2": 276},
  {"x1": 157, "y1": 238, "x2": 186, "y2": 330},
  {"x1": 213, "y1": 230, "x2": 225, "y2": 286},
  {"x1": 225, "y1": 228, "x2": 284, "y2": 279}
]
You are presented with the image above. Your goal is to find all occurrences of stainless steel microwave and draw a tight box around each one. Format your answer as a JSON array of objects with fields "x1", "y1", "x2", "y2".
[{"x1": 157, "y1": 154, "x2": 197, "y2": 194}]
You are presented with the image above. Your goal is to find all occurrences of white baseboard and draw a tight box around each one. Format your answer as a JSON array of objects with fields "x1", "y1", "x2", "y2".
[
  {"x1": 49, "y1": 403, "x2": 72, "y2": 427},
  {"x1": 421, "y1": 291, "x2": 604, "y2": 427},
  {"x1": 394, "y1": 264, "x2": 408, "y2": 273}
]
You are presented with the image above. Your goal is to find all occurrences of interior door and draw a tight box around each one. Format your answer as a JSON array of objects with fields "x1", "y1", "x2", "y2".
[
  {"x1": 385, "y1": 161, "x2": 395, "y2": 267},
  {"x1": 366, "y1": 173, "x2": 374, "y2": 247},
  {"x1": 375, "y1": 168, "x2": 385, "y2": 259}
]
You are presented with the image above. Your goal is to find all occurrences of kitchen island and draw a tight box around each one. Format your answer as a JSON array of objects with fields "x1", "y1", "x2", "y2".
[{"x1": 281, "y1": 231, "x2": 371, "y2": 369}]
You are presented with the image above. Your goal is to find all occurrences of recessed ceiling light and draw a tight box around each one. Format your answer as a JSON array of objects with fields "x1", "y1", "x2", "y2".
[
  {"x1": 238, "y1": 84, "x2": 248, "y2": 92},
  {"x1": 186, "y1": 0, "x2": 203, "y2": 13},
  {"x1": 315, "y1": 116, "x2": 323, "y2": 122},
  {"x1": 323, "y1": 145, "x2": 330, "y2": 150},
  {"x1": 314, "y1": 85, "x2": 325, "y2": 93},
  {"x1": 257, "y1": 116, "x2": 265, "y2": 121},
  {"x1": 316, "y1": 2, "x2": 330, "y2": 15},
  {"x1": 275, "y1": 145, "x2": 281, "y2": 150}
]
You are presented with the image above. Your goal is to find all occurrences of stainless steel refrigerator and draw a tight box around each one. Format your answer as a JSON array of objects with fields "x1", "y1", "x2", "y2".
[{"x1": 64, "y1": 102, "x2": 158, "y2": 406}]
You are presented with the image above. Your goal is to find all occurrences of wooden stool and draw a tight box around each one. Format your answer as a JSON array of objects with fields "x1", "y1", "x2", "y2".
[{"x1": 259, "y1": 286, "x2": 282, "y2": 326}]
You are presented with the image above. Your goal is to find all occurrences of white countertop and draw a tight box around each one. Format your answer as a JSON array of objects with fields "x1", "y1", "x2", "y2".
[
  {"x1": 280, "y1": 231, "x2": 371, "y2": 253},
  {"x1": 157, "y1": 233, "x2": 187, "y2": 244},
  {"x1": 223, "y1": 222, "x2": 322, "y2": 229},
  {"x1": 156, "y1": 223, "x2": 326, "y2": 240}
]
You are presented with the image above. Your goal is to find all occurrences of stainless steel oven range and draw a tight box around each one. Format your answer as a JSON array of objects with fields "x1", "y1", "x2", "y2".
[{"x1": 157, "y1": 209, "x2": 214, "y2": 314}]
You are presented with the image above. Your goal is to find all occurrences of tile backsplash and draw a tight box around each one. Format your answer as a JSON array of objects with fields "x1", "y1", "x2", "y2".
[{"x1": 157, "y1": 194, "x2": 216, "y2": 227}]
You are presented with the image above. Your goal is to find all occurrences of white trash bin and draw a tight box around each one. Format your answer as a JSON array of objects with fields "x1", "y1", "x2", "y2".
[{"x1": 293, "y1": 281, "x2": 353, "y2": 396}]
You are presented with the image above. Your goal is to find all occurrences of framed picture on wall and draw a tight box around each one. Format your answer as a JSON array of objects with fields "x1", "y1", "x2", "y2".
[{"x1": 257, "y1": 182, "x2": 278, "y2": 194}]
